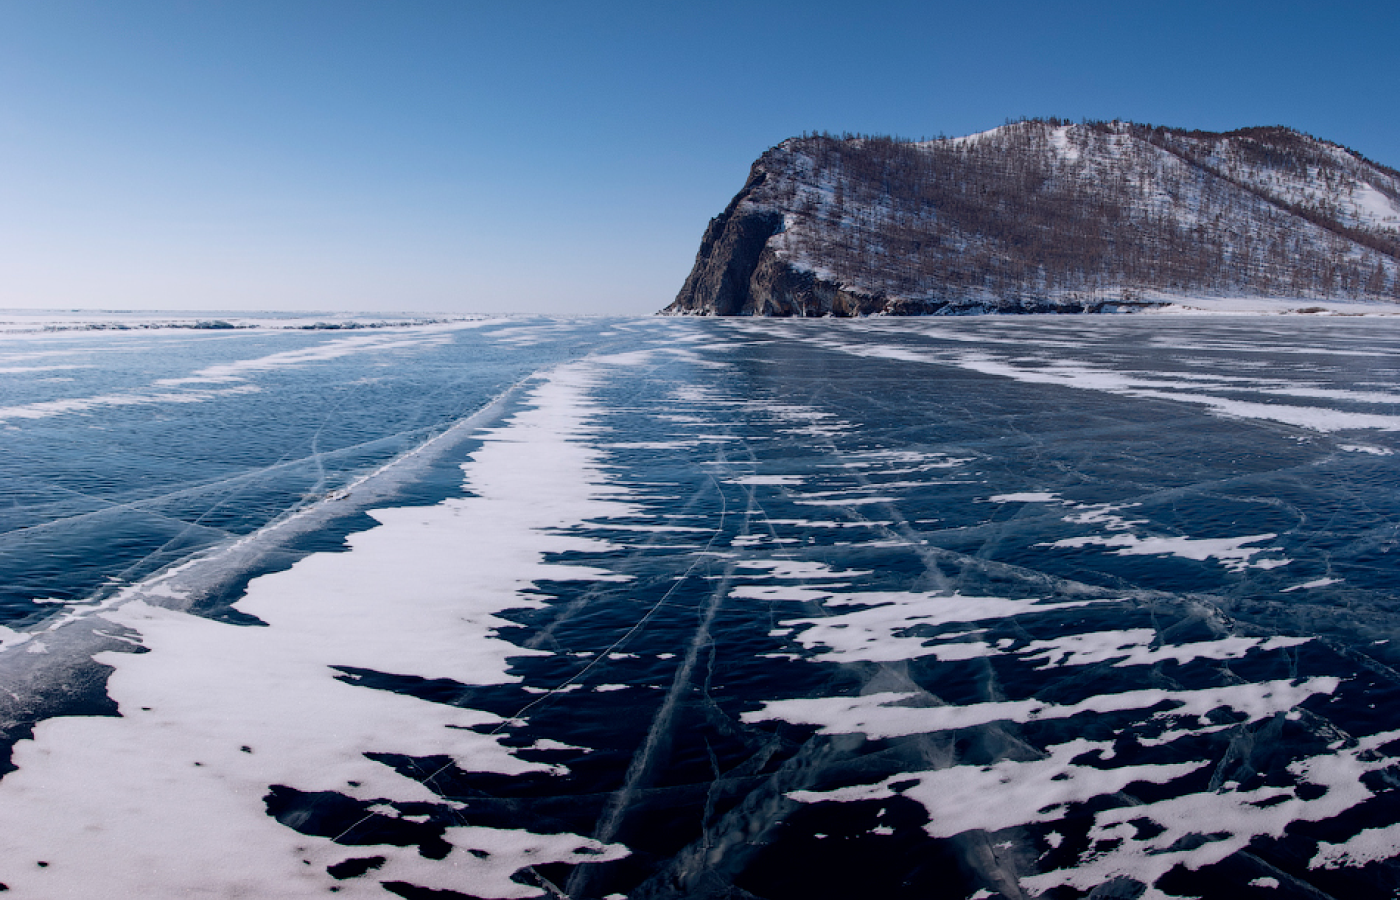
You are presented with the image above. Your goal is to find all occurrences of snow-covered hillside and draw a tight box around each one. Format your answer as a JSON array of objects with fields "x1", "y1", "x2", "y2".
[{"x1": 664, "y1": 121, "x2": 1400, "y2": 316}]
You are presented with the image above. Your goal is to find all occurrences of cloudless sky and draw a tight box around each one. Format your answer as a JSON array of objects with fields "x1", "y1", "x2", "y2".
[{"x1": 1, "y1": 0, "x2": 1396, "y2": 315}]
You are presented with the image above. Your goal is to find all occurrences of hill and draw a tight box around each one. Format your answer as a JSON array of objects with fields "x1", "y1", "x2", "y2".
[{"x1": 662, "y1": 121, "x2": 1400, "y2": 315}]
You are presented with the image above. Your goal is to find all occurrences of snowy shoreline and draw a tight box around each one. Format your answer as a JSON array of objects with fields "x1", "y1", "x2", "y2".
[{"x1": 1139, "y1": 296, "x2": 1400, "y2": 316}]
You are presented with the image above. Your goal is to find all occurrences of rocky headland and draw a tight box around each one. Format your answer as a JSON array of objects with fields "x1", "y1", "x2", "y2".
[{"x1": 663, "y1": 121, "x2": 1400, "y2": 316}]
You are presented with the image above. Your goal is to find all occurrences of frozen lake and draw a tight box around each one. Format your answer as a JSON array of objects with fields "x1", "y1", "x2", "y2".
[{"x1": 1, "y1": 314, "x2": 1399, "y2": 898}]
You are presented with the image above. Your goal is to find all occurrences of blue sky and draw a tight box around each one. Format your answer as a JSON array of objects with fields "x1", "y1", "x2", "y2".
[{"x1": 1, "y1": 0, "x2": 1396, "y2": 315}]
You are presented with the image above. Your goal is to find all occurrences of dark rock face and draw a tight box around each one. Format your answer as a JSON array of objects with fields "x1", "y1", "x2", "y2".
[
  {"x1": 662, "y1": 121, "x2": 1400, "y2": 316},
  {"x1": 670, "y1": 171, "x2": 785, "y2": 316}
]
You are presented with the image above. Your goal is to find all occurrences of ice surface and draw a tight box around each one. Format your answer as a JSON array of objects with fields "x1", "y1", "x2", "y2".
[
  {"x1": 0, "y1": 351, "x2": 642, "y2": 896},
  {"x1": 2, "y1": 315, "x2": 1400, "y2": 899},
  {"x1": 0, "y1": 382, "x2": 262, "y2": 423},
  {"x1": 158, "y1": 328, "x2": 462, "y2": 384}
]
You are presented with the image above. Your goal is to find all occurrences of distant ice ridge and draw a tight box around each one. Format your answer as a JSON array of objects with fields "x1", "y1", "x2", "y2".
[{"x1": 0, "y1": 308, "x2": 491, "y2": 333}]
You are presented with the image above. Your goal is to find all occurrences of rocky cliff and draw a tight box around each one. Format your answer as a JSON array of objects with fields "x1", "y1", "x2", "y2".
[{"x1": 662, "y1": 121, "x2": 1400, "y2": 315}]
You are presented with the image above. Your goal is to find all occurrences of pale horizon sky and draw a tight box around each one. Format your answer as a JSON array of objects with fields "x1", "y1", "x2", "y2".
[{"x1": 1, "y1": 0, "x2": 1397, "y2": 316}]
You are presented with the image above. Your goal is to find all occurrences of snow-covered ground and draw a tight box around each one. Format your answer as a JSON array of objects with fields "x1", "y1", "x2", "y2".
[{"x1": 1142, "y1": 296, "x2": 1400, "y2": 315}]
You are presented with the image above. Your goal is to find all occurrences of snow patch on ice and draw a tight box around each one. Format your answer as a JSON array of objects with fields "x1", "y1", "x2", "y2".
[
  {"x1": 1043, "y1": 532, "x2": 1290, "y2": 572},
  {"x1": 1313, "y1": 820, "x2": 1400, "y2": 869},
  {"x1": 1019, "y1": 629, "x2": 1309, "y2": 669},
  {"x1": 1282, "y1": 577, "x2": 1342, "y2": 592},
  {"x1": 734, "y1": 560, "x2": 870, "y2": 581},
  {"x1": 1063, "y1": 503, "x2": 1145, "y2": 531},
  {"x1": 790, "y1": 737, "x2": 1204, "y2": 838},
  {"x1": 743, "y1": 677, "x2": 1338, "y2": 739},
  {"x1": 727, "y1": 475, "x2": 807, "y2": 486},
  {"x1": 793, "y1": 495, "x2": 898, "y2": 507},
  {"x1": 1340, "y1": 443, "x2": 1393, "y2": 455},
  {"x1": 774, "y1": 592, "x2": 1106, "y2": 664}
]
